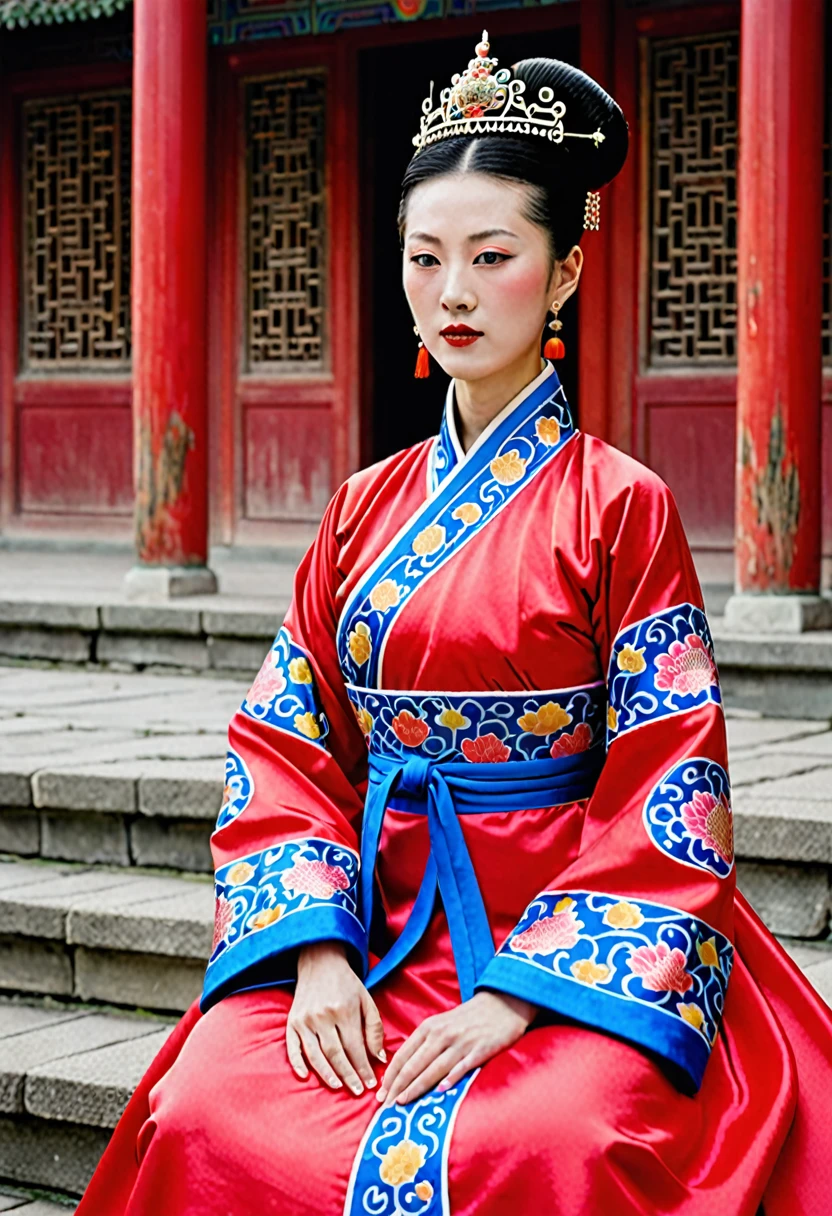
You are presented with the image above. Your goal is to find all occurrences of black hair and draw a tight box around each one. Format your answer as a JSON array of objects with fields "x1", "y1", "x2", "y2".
[{"x1": 397, "y1": 57, "x2": 629, "y2": 265}]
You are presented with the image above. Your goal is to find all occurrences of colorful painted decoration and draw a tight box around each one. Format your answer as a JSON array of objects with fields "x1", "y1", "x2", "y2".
[
  {"x1": 643, "y1": 757, "x2": 734, "y2": 878},
  {"x1": 216, "y1": 748, "x2": 254, "y2": 830},
  {"x1": 606, "y1": 603, "x2": 721, "y2": 745},
  {"x1": 241, "y1": 626, "x2": 329, "y2": 746}
]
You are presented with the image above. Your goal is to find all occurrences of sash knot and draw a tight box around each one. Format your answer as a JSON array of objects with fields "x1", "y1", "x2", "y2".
[{"x1": 397, "y1": 755, "x2": 432, "y2": 797}]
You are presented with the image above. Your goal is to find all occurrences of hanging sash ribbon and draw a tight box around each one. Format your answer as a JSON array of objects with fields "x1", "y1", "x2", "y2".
[{"x1": 361, "y1": 746, "x2": 604, "y2": 1001}]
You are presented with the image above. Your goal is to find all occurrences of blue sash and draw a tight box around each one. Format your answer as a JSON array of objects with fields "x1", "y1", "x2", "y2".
[{"x1": 361, "y1": 746, "x2": 604, "y2": 1000}]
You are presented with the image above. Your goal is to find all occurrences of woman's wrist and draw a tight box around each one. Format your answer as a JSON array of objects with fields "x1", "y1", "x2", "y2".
[
  {"x1": 297, "y1": 940, "x2": 348, "y2": 977},
  {"x1": 488, "y1": 990, "x2": 538, "y2": 1027}
]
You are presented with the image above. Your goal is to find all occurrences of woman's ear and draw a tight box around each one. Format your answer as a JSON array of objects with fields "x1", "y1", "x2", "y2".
[{"x1": 552, "y1": 245, "x2": 583, "y2": 306}]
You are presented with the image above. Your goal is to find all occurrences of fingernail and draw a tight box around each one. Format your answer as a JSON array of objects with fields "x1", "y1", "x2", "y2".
[
  {"x1": 376, "y1": 1087, "x2": 386, "y2": 1103},
  {"x1": 377, "y1": 1048, "x2": 388, "y2": 1063},
  {"x1": 350, "y1": 1082, "x2": 363, "y2": 1096},
  {"x1": 437, "y1": 1080, "x2": 449, "y2": 1091},
  {"x1": 366, "y1": 1075, "x2": 377, "y2": 1088},
  {"x1": 330, "y1": 1077, "x2": 342, "y2": 1088}
]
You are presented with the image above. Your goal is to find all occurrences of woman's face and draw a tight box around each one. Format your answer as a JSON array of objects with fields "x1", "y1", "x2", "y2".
[{"x1": 402, "y1": 171, "x2": 580, "y2": 382}]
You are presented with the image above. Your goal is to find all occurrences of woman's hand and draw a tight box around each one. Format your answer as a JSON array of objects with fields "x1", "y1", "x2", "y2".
[
  {"x1": 377, "y1": 991, "x2": 536, "y2": 1107},
  {"x1": 286, "y1": 941, "x2": 387, "y2": 1096}
]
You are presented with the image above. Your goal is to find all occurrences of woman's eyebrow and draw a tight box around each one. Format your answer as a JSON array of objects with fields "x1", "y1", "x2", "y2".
[{"x1": 406, "y1": 227, "x2": 519, "y2": 245}]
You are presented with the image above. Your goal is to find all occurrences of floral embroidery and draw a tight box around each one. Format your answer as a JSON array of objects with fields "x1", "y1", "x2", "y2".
[
  {"x1": 607, "y1": 705, "x2": 618, "y2": 732},
  {"x1": 549, "y1": 722, "x2": 592, "y2": 757},
  {"x1": 216, "y1": 748, "x2": 254, "y2": 830},
  {"x1": 379, "y1": 1139, "x2": 427, "y2": 1187},
  {"x1": 346, "y1": 683, "x2": 606, "y2": 764},
  {"x1": 628, "y1": 943, "x2": 693, "y2": 995},
  {"x1": 348, "y1": 622, "x2": 372, "y2": 666},
  {"x1": 451, "y1": 502, "x2": 482, "y2": 525},
  {"x1": 655, "y1": 635, "x2": 717, "y2": 696},
  {"x1": 535, "y1": 416, "x2": 561, "y2": 446},
  {"x1": 369, "y1": 579, "x2": 401, "y2": 612},
  {"x1": 207, "y1": 838, "x2": 360, "y2": 972},
  {"x1": 391, "y1": 710, "x2": 431, "y2": 748},
  {"x1": 288, "y1": 656, "x2": 313, "y2": 684},
  {"x1": 607, "y1": 604, "x2": 722, "y2": 746},
  {"x1": 412, "y1": 524, "x2": 446, "y2": 556},
  {"x1": 415, "y1": 1181, "x2": 434, "y2": 1202},
  {"x1": 492, "y1": 891, "x2": 732, "y2": 1056},
  {"x1": 240, "y1": 627, "x2": 329, "y2": 749},
  {"x1": 517, "y1": 701, "x2": 571, "y2": 736},
  {"x1": 461, "y1": 733, "x2": 511, "y2": 763},
  {"x1": 617, "y1": 644, "x2": 646, "y2": 674},
  {"x1": 643, "y1": 758, "x2": 733, "y2": 879},
  {"x1": 490, "y1": 448, "x2": 527, "y2": 485}
]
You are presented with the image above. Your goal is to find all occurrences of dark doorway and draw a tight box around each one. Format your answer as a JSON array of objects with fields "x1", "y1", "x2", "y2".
[{"x1": 359, "y1": 23, "x2": 581, "y2": 464}]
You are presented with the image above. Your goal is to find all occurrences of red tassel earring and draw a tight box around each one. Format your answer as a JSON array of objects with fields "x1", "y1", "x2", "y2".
[
  {"x1": 543, "y1": 301, "x2": 565, "y2": 360},
  {"x1": 413, "y1": 325, "x2": 430, "y2": 378}
]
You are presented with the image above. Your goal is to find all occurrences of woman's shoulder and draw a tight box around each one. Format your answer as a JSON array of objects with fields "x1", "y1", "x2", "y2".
[
  {"x1": 328, "y1": 437, "x2": 436, "y2": 536},
  {"x1": 576, "y1": 431, "x2": 677, "y2": 508}
]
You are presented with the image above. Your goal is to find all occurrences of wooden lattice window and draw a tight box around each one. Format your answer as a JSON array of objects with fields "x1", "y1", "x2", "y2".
[
  {"x1": 22, "y1": 90, "x2": 131, "y2": 369},
  {"x1": 245, "y1": 70, "x2": 328, "y2": 373},
  {"x1": 647, "y1": 34, "x2": 739, "y2": 366}
]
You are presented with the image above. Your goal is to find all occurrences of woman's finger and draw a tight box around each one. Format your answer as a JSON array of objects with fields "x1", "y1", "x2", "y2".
[
  {"x1": 285, "y1": 1023, "x2": 308, "y2": 1080},
  {"x1": 318, "y1": 1023, "x2": 365, "y2": 1096},
  {"x1": 396, "y1": 1045, "x2": 461, "y2": 1106},
  {"x1": 298, "y1": 1026, "x2": 343, "y2": 1089},
  {"x1": 361, "y1": 991, "x2": 387, "y2": 1063},
  {"x1": 382, "y1": 1035, "x2": 447, "y2": 1107},
  {"x1": 338, "y1": 1009, "x2": 378, "y2": 1089},
  {"x1": 376, "y1": 1026, "x2": 426, "y2": 1102},
  {"x1": 437, "y1": 1051, "x2": 479, "y2": 1093}
]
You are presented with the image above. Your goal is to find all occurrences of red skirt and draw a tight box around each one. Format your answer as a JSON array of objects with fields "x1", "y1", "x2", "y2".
[{"x1": 77, "y1": 895, "x2": 832, "y2": 1216}]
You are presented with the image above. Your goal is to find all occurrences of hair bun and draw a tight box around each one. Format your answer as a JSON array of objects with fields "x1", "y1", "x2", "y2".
[{"x1": 510, "y1": 58, "x2": 629, "y2": 191}]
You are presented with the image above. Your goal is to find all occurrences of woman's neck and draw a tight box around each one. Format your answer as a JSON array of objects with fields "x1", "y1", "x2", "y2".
[{"x1": 453, "y1": 347, "x2": 546, "y2": 453}]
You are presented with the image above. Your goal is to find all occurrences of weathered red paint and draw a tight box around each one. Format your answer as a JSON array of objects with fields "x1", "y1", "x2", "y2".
[
  {"x1": 133, "y1": 0, "x2": 209, "y2": 565},
  {"x1": 735, "y1": 0, "x2": 825, "y2": 592}
]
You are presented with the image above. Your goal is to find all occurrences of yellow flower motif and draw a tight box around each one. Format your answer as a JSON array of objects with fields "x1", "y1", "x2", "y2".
[
  {"x1": 607, "y1": 705, "x2": 618, "y2": 732},
  {"x1": 353, "y1": 705, "x2": 373, "y2": 736},
  {"x1": 604, "y1": 900, "x2": 644, "y2": 931},
  {"x1": 348, "y1": 621, "x2": 372, "y2": 666},
  {"x1": 288, "y1": 656, "x2": 313, "y2": 684},
  {"x1": 553, "y1": 896, "x2": 576, "y2": 913},
  {"x1": 570, "y1": 959, "x2": 611, "y2": 986},
  {"x1": 452, "y1": 502, "x2": 482, "y2": 526},
  {"x1": 294, "y1": 712, "x2": 321, "y2": 740},
  {"x1": 252, "y1": 904, "x2": 285, "y2": 930},
  {"x1": 413, "y1": 524, "x2": 446, "y2": 556},
  {"x1": 535, "y1": 416, "x2": 561, "y2": 447},
  {"x1": 490, "y1": 449, "x2": 527, "y2": 485},
  {"x1": 517, "y1": 701, "x2": 572, "y2": 737},
  {"x1": 697, "y1": 936, "x2": 722, "y2": 970},
  {"x1": 369, "y1": 579, "x2": 401, "y2": 612},
  {"x1": 226, "y1": 862, "x2": 255, "y2": 886},
  {"x1": 378, "y1": 1139, "x2": 427, "y2": 1187},
  {"x1": 414, "y1": 1181, "x2": 434, "y2": 1202},
  {"x1": 616, "y1": 644, "x2": 647, "y2": 675},
  {"x1": 438, "y1": 708, "x2": 469, "y2": 731},
  {"x1": 677, "y1": 1001, "x2": 706, "y2": 1031}
]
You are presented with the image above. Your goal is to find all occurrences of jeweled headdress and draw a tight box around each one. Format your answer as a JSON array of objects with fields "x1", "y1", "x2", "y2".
[{"x1": 411, "y1": 31, "x2": 604, "y2": 229}]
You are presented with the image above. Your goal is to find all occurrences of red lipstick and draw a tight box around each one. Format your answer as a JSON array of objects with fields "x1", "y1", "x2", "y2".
[{"x1": 440, "y1": 323, "x2": 484, "y2": 347}]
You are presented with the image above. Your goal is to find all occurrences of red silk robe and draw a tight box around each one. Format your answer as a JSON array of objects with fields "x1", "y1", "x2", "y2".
[{"x1": 78, "y1": 360, "x2": 832, "y2": 1216}]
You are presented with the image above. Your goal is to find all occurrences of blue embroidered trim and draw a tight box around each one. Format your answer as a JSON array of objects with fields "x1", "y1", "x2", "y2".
[
  {"x1": 606, "y1": 603, "x2": 722, "y2": 746},
  {"x1": 240, "y1": 626, "x2": 329, "y2": 747},
  {"x1": 643, "y1": 758, "x2": 734, "y2": 879},
  {"x1": 348, "y1": 683, "x2": 606, "y2": 763},
  {"x1": 427, "y1": 405, "x2": 458, "y2": 496},
  {"x1": 216, "y1": 748, "x2": 254, "y2": 830},
  {"x1": 344, "y1": 1070, "x2": 480, "y2": 1216},
  {"x1": 201, "y1": 837, "x2": 364, "y2": 1010},
  {"x1": 338, "y1": 365, "x2": 576, "y2": 688},
  {"x1": 477, "y1": 891, "x2": 732, "y2": 1092}
]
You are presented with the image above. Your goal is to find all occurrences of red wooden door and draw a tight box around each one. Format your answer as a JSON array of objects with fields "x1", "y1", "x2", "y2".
[{"x1": 208, "y1": 39, "x2": 360, "y2": 549}]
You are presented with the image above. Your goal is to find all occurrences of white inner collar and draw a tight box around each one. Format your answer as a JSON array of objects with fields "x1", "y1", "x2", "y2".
[{"x1": 443, "y1": 357, "x2": 553, "y2": 464}]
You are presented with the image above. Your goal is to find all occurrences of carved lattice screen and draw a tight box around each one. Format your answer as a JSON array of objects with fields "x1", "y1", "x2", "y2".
[
  {"x1": 245, "y1": 70, "x2": 328, "y2": 372},
  {"x1": 648, "y1": 34, "x2": 739, "y2": 366},
  {"x1": 22, "y1": 90, "x2": 131, "y2": 369}
]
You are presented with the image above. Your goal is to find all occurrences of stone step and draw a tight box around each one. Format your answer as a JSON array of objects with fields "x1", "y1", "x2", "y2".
[
  {"x1": 0, "y1": 860, "x2": 213, "y2": 1016},
  {"x1": 0, "y1": 997, "x2": 171, "y2": 1198},
  {"x1": 0, "y1": 1197, "x2": 75, "y2": 1214},
  {"x1": 712, "y1": 617, "x2": 832, "y2": 719}
]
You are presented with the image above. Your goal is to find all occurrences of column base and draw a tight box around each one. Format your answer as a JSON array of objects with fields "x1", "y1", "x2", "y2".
[
  {"x1": 124, "y1": 565, "x2": 219, "y2": 600},
  {"x1": 722, "y1": 594, "x2": 832, "y2": 634}
]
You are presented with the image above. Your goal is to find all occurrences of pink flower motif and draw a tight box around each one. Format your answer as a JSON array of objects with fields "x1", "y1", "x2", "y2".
[
  {"x1": 246, "y1": 655, "x2": 287, "y2": 709},
  {"x1": 628, "y1": 942, "x2": 693, "y2": 994},
  {"x1": 212, "y1": 895, "x2": 235, "y2": 951},
  {"x1": 280, "y1": 859, "x2": 350, "y2": 900},
  {"x1": 550, "y1": 722, "x2": 593, "y2": 758},
  {"x1": 509, "y1": 907, "x2": 582, "y2": 956},
  {"x1": 461, "y1": 733, "x2": 511, "y2": 763},
  {"x1": 654, "y1": 635, "x2": 717, "y2": 696},
  {"x1": 391, "y1": 710, "x2": 431, "y2": 748},
  {"x1": 681, "y1": 789, "x2": 734, "y2": 862}
]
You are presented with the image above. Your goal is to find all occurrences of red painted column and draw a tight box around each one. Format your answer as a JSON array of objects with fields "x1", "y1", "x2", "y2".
[
  {"x1": 733, "y1": 0, "x2": 825, "y2": 611},
  {"x1": 127, "y1": 0, "x2": 216, "y2": 595}
]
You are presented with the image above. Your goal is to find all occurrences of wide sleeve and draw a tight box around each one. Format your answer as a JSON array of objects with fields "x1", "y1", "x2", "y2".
[
  {"x1": 475, "y1": 473, "x2": 733, "y2": 1094},
  {"x1": 201, "y1": 483, "x2": 369, "y2": 1012}
]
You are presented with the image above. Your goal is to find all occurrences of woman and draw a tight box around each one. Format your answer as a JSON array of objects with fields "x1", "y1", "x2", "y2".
[{"x1": 79, "y1": 40, "x2": 832, "y2": 1216}]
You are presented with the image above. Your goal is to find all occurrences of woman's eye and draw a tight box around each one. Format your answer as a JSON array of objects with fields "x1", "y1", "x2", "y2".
[
  {"x1": 411, "y1": 253, "x2": 439, "y2": 268},
  {"x1": 474, "y1": 251, "x2": 511, "y2": 265}
]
